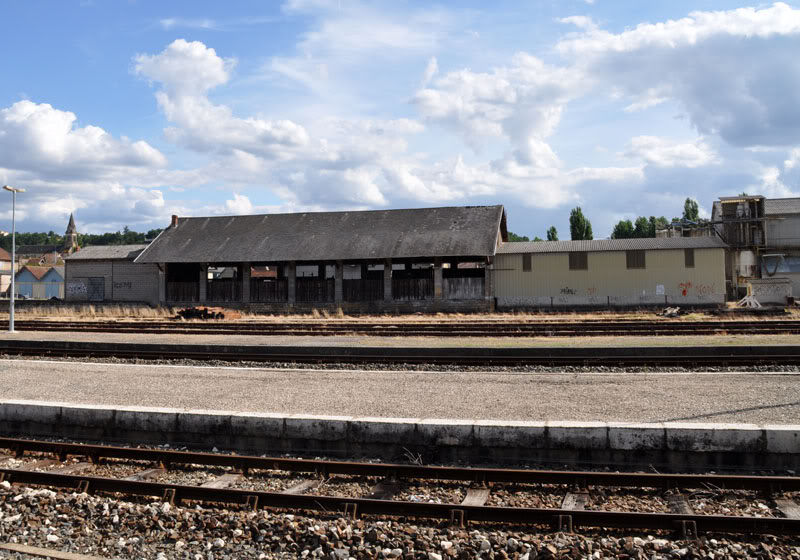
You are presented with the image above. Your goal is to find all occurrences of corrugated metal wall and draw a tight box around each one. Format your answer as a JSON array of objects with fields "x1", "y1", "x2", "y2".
[
  {"x1": 494, "y1": 248, "x2": 726, "y2": 306},
  {"x1": 767, "y1": 214, "x2": 800, "y2": 247}
]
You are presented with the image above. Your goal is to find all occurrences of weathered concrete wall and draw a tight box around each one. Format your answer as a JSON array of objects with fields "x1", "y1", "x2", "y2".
[
  {"x1": 65, "y1": 261, "x2": 160, "y2": 305},
  {"x1": 1, "y1": 401, "x2": 797, "y2": 471},
  {"x1": 748, "y1": 278, "x2": 792, "y2": 304}
]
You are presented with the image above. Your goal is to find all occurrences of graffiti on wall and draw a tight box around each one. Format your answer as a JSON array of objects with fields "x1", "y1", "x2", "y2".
[
  {"x1": 66, "y1": 282, "x2": 87, "y2": 295},
  {"x1": 560, "y1": 286, "x2": 577, "y2": 295},
  {"x1": 113, "y1": 282, "x2": 132, "y2": 290}
]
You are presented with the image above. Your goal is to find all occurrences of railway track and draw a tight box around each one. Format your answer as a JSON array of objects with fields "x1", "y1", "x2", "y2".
[
  {"x1": 4, "y1": 318, "x2": 800, "y2": 337},
  {"x1": 1, "y1": 437, "x2": 798, "y2": 536},
  {"x1": 2, "y1": 339, "x2": 800, "y2": 367}
]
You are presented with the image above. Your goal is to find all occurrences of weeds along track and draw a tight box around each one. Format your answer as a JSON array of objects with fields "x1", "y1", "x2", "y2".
[
  {"x1": 6, "y1": 318, "x2": 800, "y2": 337},
  {"x1": 1, "y1": 438, "x2": 798, "y2": 536}
]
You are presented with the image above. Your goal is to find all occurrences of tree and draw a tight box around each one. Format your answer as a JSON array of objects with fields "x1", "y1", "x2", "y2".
[
  {"x1": 546, "y1": 226, "x2": 558, "y2": 241},
  {"x1": 569, "y1": 207, "x2": 593, "y2": 240},
  {"x1": 507, "y1": 231, "x2": 530, "y2": 242},
  {"x1": 611, "y1": 220, "x2": 635, "y2": 239},
  {"x1": 683, "y1": 198, "x2": 700, "y2": 222},
  {"x1": 533, "y1": 236, "x2": 543, "y2": 241}
]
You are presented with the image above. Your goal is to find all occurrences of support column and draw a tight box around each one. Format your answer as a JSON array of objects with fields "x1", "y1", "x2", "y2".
[
  {"x1": 361, "y1": 263, "x2": 369, "y2": 280},
  {"x1": 383, "y1": 259, "x2": 392, "y2": 302},
  {"x1": 484, "y1": 256, "x2": 493, "y2": 299},
  {"x1": 242, "y1": 262, "x2": 251, "y2": 303},
  {"x1": 317, "y1": 263, "x2": 325, "y2": 279},
  {"x1": 434, "y1": 257, "x2": 443, "y2": 299},
  {"x1": 287, "y1": 261, "x2": 296, "y2": 304},
  {"x1": 199, "y1": 264, "x2": 207, "y2": 303},
  {"x1": 335, "y1": 260, "x2": 343, "y2": 303},
  {"x1": 158, "y1": 264, "x2": 166, "y2": 304}
]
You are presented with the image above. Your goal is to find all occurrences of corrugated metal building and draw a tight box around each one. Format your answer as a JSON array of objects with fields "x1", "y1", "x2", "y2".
[{"x1": 494, "y1": 237, "x2": 727, "y2": 308}]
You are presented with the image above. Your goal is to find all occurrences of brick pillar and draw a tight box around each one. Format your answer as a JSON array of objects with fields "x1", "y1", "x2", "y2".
[
  {"x1": 335, "y1": 260, "x2": 343, "y2": 303},
  {"x1": 287, "y1": 261, "x2": 296, "y2": 304},
  {"x1": 199, "y1": 265, "x2": 207, "y2": 302},
  {"x1": 434, "y1": 257, "x2": 443, "y2": 299},
  {"x1": 158, "y1": 264, "x2": 166, "y2": 305},
  {"x1": 242, "y1": 262, "x2": 251, "y2": 303},
  {"x1": 383, "y1": 259, "x2": 392, "y2": 302}
]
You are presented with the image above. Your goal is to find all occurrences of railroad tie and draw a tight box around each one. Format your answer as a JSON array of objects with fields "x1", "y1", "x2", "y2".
[
  {"x1": 0, "y1": 542, "x2": 107, "y2": 560},
  {"x1": 461, "y1": 488, "x2": 491, "y2": 507},
  {"x1": 561, "y1": 492, "x2": 590, "y2": 511},
  {"x1": 774, "y1": 497, "x2": 800, "y2": 519},
  {"x1": 122, "y1": 468, "x2": 166, "y2": 481},
  {"x1": 367, "y1": 478, "x2": 400, "y2": 500},
  {"x1": 200, "y1": 473, "x2": 244, "y2": 489},
  {"x1": 282, "y1": 479, "x2": 322, "y2": 495},
  {"x1": 50, "y1": 462, "x2": 95, "y2": 476}
]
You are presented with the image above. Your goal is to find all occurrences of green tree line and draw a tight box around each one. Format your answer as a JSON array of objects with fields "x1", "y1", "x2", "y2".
[
  {"x1": 0, "y1": 226, "x2": 163, "y2": 253},
  {"x1": 508, "y1": 197, "x2": 703, "y2": 242}
]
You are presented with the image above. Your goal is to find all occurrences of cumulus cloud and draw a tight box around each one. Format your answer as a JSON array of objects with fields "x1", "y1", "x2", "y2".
[
  {"x1": 135, "y1": 40, "x2": 310, "y2": 159},
  {"x1": 622, "y1": 136, "x2": 718, "y2": 168},
  {"x1": 557, "y1": 2, "x2": 800, "y2": 147},
  {"x1": 0, "y1": 100, "x2": 166, "y2": 179}
]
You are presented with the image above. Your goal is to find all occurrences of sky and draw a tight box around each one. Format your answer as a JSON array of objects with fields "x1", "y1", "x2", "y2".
[{"x1": 2, "y1": 1, "x2": 800, "y2": 239}]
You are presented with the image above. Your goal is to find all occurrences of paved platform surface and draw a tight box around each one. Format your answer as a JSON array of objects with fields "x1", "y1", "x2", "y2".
[
  {"x1": 3, "y1": 329, "x2": 800, "y2": 348},
  {"x1": 1, "y1": 358, "x2": 798, "y2": 424}
]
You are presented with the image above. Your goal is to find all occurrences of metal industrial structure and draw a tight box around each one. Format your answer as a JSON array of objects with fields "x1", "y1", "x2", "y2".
[
  {"x1": 131, "y1": 206, "x2": 507, "y2": 312},
  {"x1": 494, "y1": 237, "x2": 727, "y2": 308},
  {"x1": 711, "y1": 195, "x2": 800, "y2": 301}
]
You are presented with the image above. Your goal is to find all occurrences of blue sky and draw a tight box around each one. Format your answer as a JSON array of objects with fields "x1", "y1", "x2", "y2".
[{"x1": 2, "y1": 1, "x2": 800, "y2": 239}]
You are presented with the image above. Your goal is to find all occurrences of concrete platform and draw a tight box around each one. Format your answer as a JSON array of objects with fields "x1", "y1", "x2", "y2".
[{"x1": 2, "y1": 400, "x2": 798, "y2": 471}]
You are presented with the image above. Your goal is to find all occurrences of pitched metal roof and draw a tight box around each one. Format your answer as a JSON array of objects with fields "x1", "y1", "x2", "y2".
[
  {"x1": 66, "y1": 244, "x2": 148, "y2": 261},
  {"x1": 497, "y1": 236, "x2": 727, "y2": 254},
  {"x1": 764, "y1": 198, "x2": 800, "y2": 215},
  {"x1": 135, "y1": 206, "x2": 506, "y2": 264}
]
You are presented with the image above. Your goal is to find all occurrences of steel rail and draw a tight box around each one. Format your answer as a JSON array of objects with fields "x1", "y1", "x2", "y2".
[
  {"x1": 0, "y1": 468, "x2": 797, "y2": 535},
  {"x1": 2, "y1": 339, "x2": 800, "y2": 366},
  {"x1": 1, "y1": 438, "x2": 798, "y2": 492},
  {"x1": 4, "y1": 319, "x2": 800, "y2": 338}
]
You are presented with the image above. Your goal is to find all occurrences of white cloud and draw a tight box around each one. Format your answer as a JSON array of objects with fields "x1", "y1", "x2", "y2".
[
  {"x1": 556, "y1": 3, "x2": 800, "y2": 147},
  {"x1": 749, "y1": 166, "x2": 798, "y2": 199},
  {"x1": 785, "y1": 148, "x2": 800, "y2": 170},
  {"x1": 421, "y1": 56, "x2": 438, "y2": 87},
  {"x1": 224, "y1": 193, "x2": 254, "y2": 215},
  {"x1": 159, "y1": 18, "x2": 217, "y2": 30},
  {"x1": 0, "y1": 100, "x2": 166, "y2": 178},
  {"x1": 135, "y1": 40, "x2": 310, "y2": 157},
  {"x1": 622, "y1": 136, "x2": 718, "y2": 168}
]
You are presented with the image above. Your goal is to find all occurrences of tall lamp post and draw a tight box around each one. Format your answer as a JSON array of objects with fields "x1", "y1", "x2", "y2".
[{"x1": 3, "y1": 185, "x2": 25, "y2": 333}]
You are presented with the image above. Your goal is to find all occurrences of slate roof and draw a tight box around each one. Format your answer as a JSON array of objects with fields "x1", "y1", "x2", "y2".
[
  {"x1": 135, "y1": 206, "x2": 507, "y2": 264},
  {"x1": 66, "y1": 244, "x2": 148, "y2": 261},
  {"x1": 764, "y1": 198, "x2": 800, "y2": 215},
  {"x1": 497, "y1": 236, "x2": 727, "y2": 254},
  {"x1": 16, "y1": 244, "x2": 60, "y2": 256}
]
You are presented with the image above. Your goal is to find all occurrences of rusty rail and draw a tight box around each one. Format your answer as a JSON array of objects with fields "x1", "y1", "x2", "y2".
[
  {"x1": 4, "y1": 318, "x2": 800, "y2": 337},
  {"x1": 0, "y1": 438, "x2": 799, "y2": 535}
]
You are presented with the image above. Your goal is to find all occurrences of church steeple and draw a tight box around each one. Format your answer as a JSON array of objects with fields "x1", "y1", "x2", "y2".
[
  {"x1": 64, "y1": 213, "x2": 78, "y2": 253},
  {"x1": 66, "y1": 213, "x2": 77, "y2": 235}
]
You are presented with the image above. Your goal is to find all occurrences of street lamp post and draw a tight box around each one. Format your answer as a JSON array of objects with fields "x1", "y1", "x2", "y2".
[{"x1": 3, "y1": 185, "x2": 25, "y2": 333}]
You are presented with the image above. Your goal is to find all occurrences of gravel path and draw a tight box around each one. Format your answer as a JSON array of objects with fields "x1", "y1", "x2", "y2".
[{"x1": 1, "y1": 358, "x2": 799, "y2": 423}]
